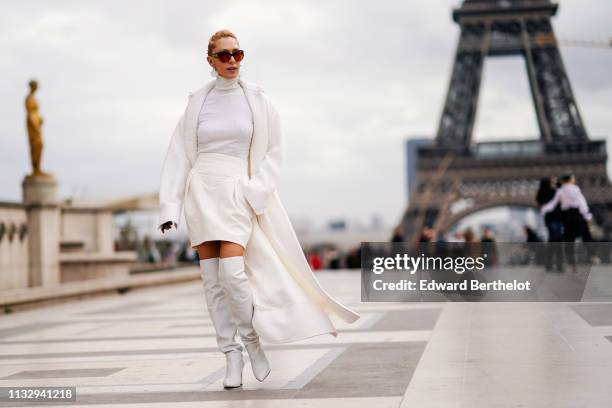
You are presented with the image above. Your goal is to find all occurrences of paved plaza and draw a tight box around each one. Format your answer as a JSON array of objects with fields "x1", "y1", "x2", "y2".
[{"x1": 1, "y1": 269, "x2": 611, "y2": 407}]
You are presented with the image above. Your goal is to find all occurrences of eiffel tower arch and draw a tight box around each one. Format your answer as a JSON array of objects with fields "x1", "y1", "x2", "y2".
[{"x1": 401, "y1": 0, "x2": 612, "y2": 242}]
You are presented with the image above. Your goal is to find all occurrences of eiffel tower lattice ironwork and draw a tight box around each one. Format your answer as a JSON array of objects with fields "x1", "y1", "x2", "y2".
[{"x1": 400, "y1": 0, "x2": 612, "y2": 243}]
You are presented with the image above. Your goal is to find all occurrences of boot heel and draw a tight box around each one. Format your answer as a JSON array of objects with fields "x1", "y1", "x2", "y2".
[{"x1": 223, "y1": 350, "x2": 244, "y2": 388}]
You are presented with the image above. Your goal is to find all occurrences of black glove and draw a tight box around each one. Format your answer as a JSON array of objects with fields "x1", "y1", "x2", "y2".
[{"x1": 159, "y1": 221, "x2": 177, "y2": 233}]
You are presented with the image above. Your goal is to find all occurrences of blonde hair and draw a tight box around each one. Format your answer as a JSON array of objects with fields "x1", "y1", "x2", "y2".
[{"x1": 207, "y1": 29, "x2": 239, "y2": 56}]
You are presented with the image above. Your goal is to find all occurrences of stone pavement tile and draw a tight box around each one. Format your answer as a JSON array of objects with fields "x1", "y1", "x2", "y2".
[
  {"x1": 369, "y1": 309, "x2": 441, "y2": 331},
  {"x1": 404, "y1": 359, "x2": 612, "y2": 408},
  {"x1": 401, "y1": 302, "x2": 612, "y2": 408},
  {"x1": 2, "y1": 322, "x2": 151, "y2": 342},
  {"x1": 463, "y1": 362, "x2": 612, "y2": 408},
  {"x1": 553, "y1": 333, "x2": 612, "y2": 363},
  {"x1": 295, "y1": 342, "x2": 427, "y2": 399},
  {"x1": 569, "y1": 303, "x2": 612, "y2": 326},
  {"x1": 351, "y1": 303, "x2": 444, "y2": 313},
  {"x1": 465, "y1": 302, "x2": 562, "y2": 330},
  {"x1": 75, "y1": 301, "x2": 162, "y2": 316},
  {"x1": 0, "y1": 322, "x2": 69, "y2": 339},
  {"x1": 1, "y1": 367, "x2": 124, "y2": 380},
  {"x1": 0, "y1": 357, "x2": 225, "y2": 389}
]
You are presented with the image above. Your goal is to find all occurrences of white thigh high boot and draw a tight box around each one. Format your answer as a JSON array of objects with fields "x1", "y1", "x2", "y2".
[
  {"x1": 219, "y1": 256, "x2": 271, "y2": 382},
  {"x1": 199, "y1": 258, "x2": 244, "y2": 388}
]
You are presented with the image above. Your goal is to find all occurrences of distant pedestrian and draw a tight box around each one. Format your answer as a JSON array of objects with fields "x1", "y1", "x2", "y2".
[
  {"x1": 524, "y1": 226, "x2": 542, "y2": 242},
  {"x1": 536, "y1": 176, "x2": 564, "y2": 271},
  {"x1": 541, "y1": 173, "x2": 598, "y2": 269},
  {"x1": 391, "y1": 225, "x2": 404, "y2": 242},
  {"x1": 480, "y1": 227, "x2": 498, "y2": 266},
  {"x1": 524, "y1": 225, "x2": 545, "y2": 265},
  {"x1": 308, "y1": 252, "x2": 322, "y2": 270}
]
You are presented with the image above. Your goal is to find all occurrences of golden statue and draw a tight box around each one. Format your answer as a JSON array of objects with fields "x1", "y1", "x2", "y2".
[{"x1": 25, "y1": 79, "x2": 52, "y2": 178}]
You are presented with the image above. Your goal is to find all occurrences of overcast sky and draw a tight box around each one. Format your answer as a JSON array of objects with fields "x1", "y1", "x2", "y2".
[{"x1": 1, "y1": 0, "x2": 611, "y2": 229}]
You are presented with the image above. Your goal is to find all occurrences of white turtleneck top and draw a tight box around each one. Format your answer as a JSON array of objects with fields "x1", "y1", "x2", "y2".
[{"x1": 196, "y1": 74, "x2": 253, "y2": 159}]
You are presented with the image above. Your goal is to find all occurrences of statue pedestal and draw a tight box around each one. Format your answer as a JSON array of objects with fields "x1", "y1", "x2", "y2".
[
  {"x1": 22, "y1": 174, "x2": 60, "y2": 287},
  {"x1": 23, "y1": 174, "x2": 58, "y2": 204}
]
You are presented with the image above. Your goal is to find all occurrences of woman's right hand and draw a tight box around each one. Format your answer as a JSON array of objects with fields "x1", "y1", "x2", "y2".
[{"x1": 159, "y1": 221, "x2": 176, "y2": 233}]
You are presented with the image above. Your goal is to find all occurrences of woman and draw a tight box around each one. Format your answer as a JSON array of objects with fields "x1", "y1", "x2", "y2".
[
  {"x1": 157, "y1": 30, "x2": 360, "y2": 389},
  {"x1": 540, "y1": 173, "x2": 595, "y2": 270},
  {"x1": 536, "y1": 176, "x2": 564, "y2": 271}
]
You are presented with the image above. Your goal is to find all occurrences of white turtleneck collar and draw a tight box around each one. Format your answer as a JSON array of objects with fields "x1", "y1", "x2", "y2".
[{"x1": 214, "y1": 73, "x2": 240, "y2": 90}]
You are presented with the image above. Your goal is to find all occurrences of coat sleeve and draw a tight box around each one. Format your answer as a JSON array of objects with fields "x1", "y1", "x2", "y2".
[
  {"x1": 241, "y1": 94, "x2": 285, "y2": 215},
  {"x1": 158, "y1": 107, "x2": 190, "y2": 229},
  {"x1": 573, "y1": 185, "x2": 593, "y2": 221},
  {"x1": 540, "y1": 189, "x2": 560, "y2": 216}
]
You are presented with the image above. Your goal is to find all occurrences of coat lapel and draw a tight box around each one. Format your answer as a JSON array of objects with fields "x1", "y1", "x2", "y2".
[
  {"x1": 184, "y1": 80, "x2": 215, "y2": 166},
  {"x1": 239, "y1": 79, "x2": 267, "y2": 174}
]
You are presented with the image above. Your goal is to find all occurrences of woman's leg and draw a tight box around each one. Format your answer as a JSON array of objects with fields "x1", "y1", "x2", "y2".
[
  {"x1": 196, "y1": 240, "x2": 244, "y2": 388},
  {"x1": 546, "y1": 220, "x2": 565, "y2": 271},
  {"x1": 218, "y1": 241, "x2": 255, "y2": 344},
  {"x1": 563, "y1": 212, "x2": 579, "y2": 270},
  {"x1": 197, "y1": 240, "x2": 221, "y2": 260},
  {"x1": 218, "y1": 240, "x2": 271, "y2": 382},
  {"x1": 577, "y1": 216, "x2": 597, "y2": 261},
  {"x1": 219, "y1": 241, "x2": 245, "y2": 257}
]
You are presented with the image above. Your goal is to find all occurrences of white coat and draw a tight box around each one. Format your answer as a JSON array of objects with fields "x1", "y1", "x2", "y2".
[{"x1": 158, "y1": 77, "x2": 361, "y2": 343}]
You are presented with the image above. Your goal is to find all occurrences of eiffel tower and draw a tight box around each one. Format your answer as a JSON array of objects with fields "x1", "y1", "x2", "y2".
[{"x1": 401, "y1": 0, "x2": 612, "y2": 242}]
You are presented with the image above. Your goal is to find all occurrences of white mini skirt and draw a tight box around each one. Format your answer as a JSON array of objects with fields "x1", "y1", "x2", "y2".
[{"x1": 183, "y1": 152, "x2": 255, "y2": 249}]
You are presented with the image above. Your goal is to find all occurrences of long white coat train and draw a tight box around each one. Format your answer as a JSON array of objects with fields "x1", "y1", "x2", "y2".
[{"x1": 158, "y1": 77, "x2": 361, "y2": 343}]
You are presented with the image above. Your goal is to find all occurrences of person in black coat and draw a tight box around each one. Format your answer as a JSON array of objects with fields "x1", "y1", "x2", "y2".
[{"x1": 536, "y1": 176, "x2": 564, "y2": 271}]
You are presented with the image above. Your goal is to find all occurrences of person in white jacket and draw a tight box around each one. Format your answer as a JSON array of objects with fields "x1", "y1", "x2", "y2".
[
  {"x1": 158, "y1": 29, "x2": 360, "y2": 389},
  {"x1": 540, "y1": 173, "x2": 596, "y2": 268}
]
